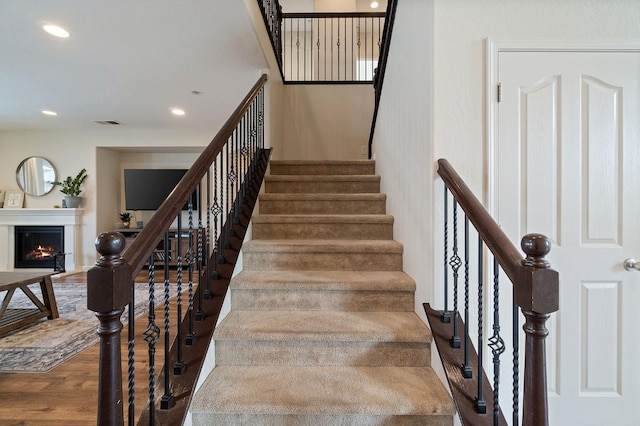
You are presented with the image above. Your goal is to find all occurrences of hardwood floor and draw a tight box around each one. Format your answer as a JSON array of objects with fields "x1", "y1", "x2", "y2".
[{"x1": 0, "y1": 270, "x2": 186, "y2": 426}]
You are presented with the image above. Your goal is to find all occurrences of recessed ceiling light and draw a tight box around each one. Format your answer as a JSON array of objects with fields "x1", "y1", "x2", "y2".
[
  {"x1": 43, "y1": 24, "x2": 70, "y2": 38},
  {"x1": 171, "y1": 108, "x2": 185, "y2": 116},
  {"x1": 42, "y1": 110, "x2": 57, "y2": 116},
  {"x1": 371, "y1": 1, "x2": 379, "y2": 8}
]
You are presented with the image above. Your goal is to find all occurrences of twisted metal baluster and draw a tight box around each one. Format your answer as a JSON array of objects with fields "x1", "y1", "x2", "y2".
[
  {"x1": 185, "y1": 199, "x2": 196, "y2": 345},
  {"x1": 513, "y1": 296, "x2": 520, "y2": 425},
  {"x1": 225, "y1": 140, "x2": 232, "y2": 250},
  {"x1": 462, "y1": 215, "x2": 472, "y2": 378},
  {"x1": 450, "y1": 200, "x2": 462, "y2": 348},
  {"x1": 195, "y1": 184, "x2": 205, "y2": 321},
  {"x1": 127, "y1": 277, "x2": 135, "y2": 426},
  {"x1": 160, "y1": 232, "x2": 173, "y2": 409},
  {"x1": 475, "y1": 235, "x2": 486, "y2": 413},
  {"x1": 204, "y1": 169, "x2": 213, "y2": 299},
  {"x1": 211, "y1": 159, "x2": 221, "y2": 279},
  {"x1": 174, "y1": 215, "x2": 185, "y2": 374},
  {"x1": 143, "y1": 256, "x2": 160, "y2": 425},
  {"x1": 442, "y1": 187, "x2": 450, "y2": 323},
  {"x1": 488, "y1": 257, "x2": 506, "y2": 425}
]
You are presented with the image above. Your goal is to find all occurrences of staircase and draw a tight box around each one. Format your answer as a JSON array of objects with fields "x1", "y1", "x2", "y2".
[{"x1": 190, "y1": 160, "x2": 455, "y2": 425}]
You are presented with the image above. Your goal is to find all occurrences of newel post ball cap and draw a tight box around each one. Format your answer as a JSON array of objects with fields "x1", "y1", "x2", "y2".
[
  {"x1": 521, "y1": 233, "x2": 551, "y2": 268},
  {"x1": 95, "y1": 232, "x2": 125, "y2": 267}
]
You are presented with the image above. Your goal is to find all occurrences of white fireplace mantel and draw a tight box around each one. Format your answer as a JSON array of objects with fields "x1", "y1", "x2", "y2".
[{"x1": 0, "y1": 208, "x2": 83, "y2": 272}]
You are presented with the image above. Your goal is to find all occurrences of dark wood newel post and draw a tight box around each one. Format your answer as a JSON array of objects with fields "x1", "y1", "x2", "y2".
[
  {"x1": 87, "y1": 232, "x2": 131, "y2": 426},
  {"x1": 517, "y1": 233, "x2": 559, "y2": 426}
]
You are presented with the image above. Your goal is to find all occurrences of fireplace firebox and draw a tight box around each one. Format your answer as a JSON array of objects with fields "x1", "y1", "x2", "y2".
[{"x1": 15, "y1": 226, "x2": 64, "y2": 269}]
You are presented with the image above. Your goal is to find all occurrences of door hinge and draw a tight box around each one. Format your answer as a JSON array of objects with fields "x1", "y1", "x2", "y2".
[{"x1": 497, "y1": 83, "x2": 502, "y2": 103}]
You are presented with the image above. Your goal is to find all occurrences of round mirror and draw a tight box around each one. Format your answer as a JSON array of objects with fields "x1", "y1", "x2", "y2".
[{"x1": 16, "y1": 157, "x2": 57, "y2": 196}]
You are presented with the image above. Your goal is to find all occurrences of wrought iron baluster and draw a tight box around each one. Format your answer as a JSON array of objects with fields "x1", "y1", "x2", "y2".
[
  {"x1": 127, "y1": 275, "x2": 135, "y2": 426},
  {"x1": 296, "y1": 18, "x2": 300, "y2": 80},
  {"x1": 462, "y1": 215, "x2": 472, "y2": 378},
  {"x1": 475, "y1": 235, "x2": 486, "y2": 414},
  {"x1": 442, "y1": 187, "x2": 450, "y2": 323},
  {"x1": 513, "y1": 295, "x2": 520, "y2": 426},
  {"x1": 488, "y1": 256, "x2": 506, "y2": 425},
  {"x1": 337, "y1": 17, "x2": 340, "y2": 80},
  {"x1": 174, "y1": 215, "x2": 186, "y2": 374},
  {"x1": 204, "y1": 169, "x2": 213, "y2": 299},
  {"x1": 195, "y1": 184, "x2": 205, "y2": 321},
  {"x1": 144, "y1": 256, "x2": 160, "y2": 425},
  {"x1": 160, "y1": 232, "x2": 174, "y2": 409},
  {"x1": 185, "y1": 199, "x2": 196, "y2": 345},
  {"x1": 225, "y1": 139, "x2": 232, "y2": 250},
  {"x1": 450, "y1": 199, "x2": 461, "y2": 348},
  {"x1": 211, "y1": 159, "x2": 221, "y2": 279}
]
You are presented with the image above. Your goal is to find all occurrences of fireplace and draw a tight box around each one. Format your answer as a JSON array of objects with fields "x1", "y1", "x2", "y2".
[{"x1": 15, "y1": 226, "x2": 64, "y2": 269}]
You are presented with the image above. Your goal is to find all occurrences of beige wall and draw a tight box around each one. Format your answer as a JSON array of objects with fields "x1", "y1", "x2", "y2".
[{"x1": 281, "y1": 85, "x2": 373, "y2": 160}]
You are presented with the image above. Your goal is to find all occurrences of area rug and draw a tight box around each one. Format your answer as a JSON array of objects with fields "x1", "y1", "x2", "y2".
[{"x1": 0, "y1": 282, "x2": 181, "y2": 373}]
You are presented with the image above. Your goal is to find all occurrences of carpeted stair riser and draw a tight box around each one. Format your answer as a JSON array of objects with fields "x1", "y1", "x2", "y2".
[
  {"x1": 259, "y1": 193, "x2": 387, "y2": 215},
  {"x1": 265, "y1": 175, "x2": 380, "y2": 194},
  {"x1": 252, "y1": 214, "x2": 394, "y2": 240},
  {"x1": 230, "y1": 270, "x2": 415, "y2": 312},
  {"x1": 242, "y1": 240, "x2": 404, "y2": 272},
  {"x1": 270, "y1": 160, "x2": 375, "y2": 176},
  {"x1": 214, "y1": 310, "x2": 431, "y2": 367},
  {"x1": 192, "y1": 366, "x2": 454, "y2": 426}
]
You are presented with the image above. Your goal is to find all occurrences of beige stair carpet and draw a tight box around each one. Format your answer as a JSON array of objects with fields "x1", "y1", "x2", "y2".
[{"x1": 191, "y1": 160, "x2": 454, "y2": 425}]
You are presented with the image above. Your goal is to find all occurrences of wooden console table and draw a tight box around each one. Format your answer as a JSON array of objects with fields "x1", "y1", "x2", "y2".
[{"x1": 0, "y1": 272, "x2": 59, "y2": 335}]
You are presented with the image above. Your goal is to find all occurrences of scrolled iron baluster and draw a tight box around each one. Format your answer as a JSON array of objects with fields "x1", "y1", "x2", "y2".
[
  {"x1": 442, "y1": 186, "x2": 450, "y2": 323},
  {"x1": 204, "y1": 169, "x2": 213, "y2": 299},
  {"x1": 128, "y1": 271, "x2": 135, "y2": 426},
  {"x1": 160, "y1": 232, "x2": 174, "y2": 409},
  {"x1": 475, "y1": 235, "x2": 486, "y2": 414},
  {"x1": 450, "y1": 199, "x2": 462, "y2": 348},
  {"x1": 174, "y1": 215, "x2": 186, "y2": 374},
  {"x1": 462, "y1": 215, "x2": 472, "y2": 378},
  {"x1": 488, "y1": 256, "x2": 506, "y2": 425},
  {"x1": 211, "y1": 159, "x2": 221, "y2": 279},
  {"x1": 144, "y1": 255, "x2": 161, "y2": 425}
]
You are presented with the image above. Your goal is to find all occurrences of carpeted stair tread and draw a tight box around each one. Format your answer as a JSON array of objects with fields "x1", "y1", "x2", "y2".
[
  {"x1": 243, "y1": 239, "x2": 403, "y2": 253},
  {"x1": 258, "y1": 193, "x2": 387, "y2": 215},
  {"x1": 230, "y1": 271, "x2": 415, "y2": 312},
  {"x1": 270, "y1": 160, "x2": 375, "y2": 176},
  {"x1": 191, "y1": 365, "x2": 455, "y2": 420},
  {"x1": 214, "y1": 310, "x2": 431, "y2": 343},
  {"x1": 265, "y1": 175, "x2": 381, "y2": 194},
  {"x1": 253, "y1": 214, "x2": 393, "y2": 224},
  {"x1": 252, "y1": 214, "x2": 394, "y2": 240},
  {"x1": 231, "y1": 270, "x2": 415, "y2": 292}
]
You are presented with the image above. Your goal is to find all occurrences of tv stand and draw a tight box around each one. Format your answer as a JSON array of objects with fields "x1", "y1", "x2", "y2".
[{"x1": 115, "y1": 228, "x2": 192, "y2": 267}]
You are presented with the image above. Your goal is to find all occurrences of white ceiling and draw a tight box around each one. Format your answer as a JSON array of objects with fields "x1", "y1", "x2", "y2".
[{"x1": 0, "y1": 1, "x2": 268, "y2": 132}]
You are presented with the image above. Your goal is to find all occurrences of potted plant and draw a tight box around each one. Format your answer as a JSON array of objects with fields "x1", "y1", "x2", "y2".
[
  {"x1": 53, "y1": 168, "x2": 88, "y2": 208},
  {"x1": 118, "y1": 212, "x2": 132, "y2": 229}
]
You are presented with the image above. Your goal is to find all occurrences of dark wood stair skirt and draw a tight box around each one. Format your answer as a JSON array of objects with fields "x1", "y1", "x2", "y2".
[{"x1": 424, "y1": 303, "x2": 508, "y2": 426}]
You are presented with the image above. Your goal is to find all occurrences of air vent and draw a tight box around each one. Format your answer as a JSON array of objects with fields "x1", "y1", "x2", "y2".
[{"x1": 94, "y1": 120, "x2": 121, "y2": 125}]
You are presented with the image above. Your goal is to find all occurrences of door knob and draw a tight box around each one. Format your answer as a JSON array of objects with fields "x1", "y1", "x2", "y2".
[{"x1": 624, "y1": 258, "x2": 640, "y2": 271}]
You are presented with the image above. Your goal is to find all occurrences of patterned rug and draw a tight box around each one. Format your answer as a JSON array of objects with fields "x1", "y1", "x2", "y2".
[{"x1": 0, "y1": 282, "x2": 180, "y2": 373}]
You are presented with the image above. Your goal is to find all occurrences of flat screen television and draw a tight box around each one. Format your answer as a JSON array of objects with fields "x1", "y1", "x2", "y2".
[{"x1": 124, "y1": 169, "x2": 197, "y2": 211}]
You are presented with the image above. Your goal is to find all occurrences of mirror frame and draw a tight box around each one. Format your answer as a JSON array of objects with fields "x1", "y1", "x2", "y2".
[{"x1": 16, "y1": 156, "x2": 57, "y2": 196}]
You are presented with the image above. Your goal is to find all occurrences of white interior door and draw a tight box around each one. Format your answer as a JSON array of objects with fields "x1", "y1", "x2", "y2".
[{"x1": 496, "y1": 50, "x2": 640, "y2": 425}]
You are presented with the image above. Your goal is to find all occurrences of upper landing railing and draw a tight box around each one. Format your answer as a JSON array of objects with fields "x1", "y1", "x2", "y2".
[{"x1": 258, "y1": 0, "x2": 385, "y2": 83}]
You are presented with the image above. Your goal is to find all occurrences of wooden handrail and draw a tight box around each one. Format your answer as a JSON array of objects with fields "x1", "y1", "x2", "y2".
[
  {"x1": 122, "y1": 74, "x2": 268, "y2": 279},
  {"x1": 368, "y1": 0, "x2": 398, "y2": 158},
  {"x1": 282, "y1": 12, "x2": 385, "y2": 18},
  {"x1": 436, "y1": 158, "x2": 559, "y2": 426},
  {"x1": 437, "y1": 158, "x2": 558, "y2": 314}
]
